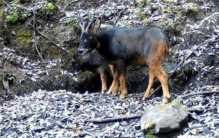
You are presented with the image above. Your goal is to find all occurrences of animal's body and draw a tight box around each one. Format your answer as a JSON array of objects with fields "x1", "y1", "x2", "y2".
[{"x1": 78, "y1": 19, "x2": 171, "y2": 103}]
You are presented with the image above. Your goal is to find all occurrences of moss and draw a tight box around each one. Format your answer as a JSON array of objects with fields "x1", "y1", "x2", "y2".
[
  {"x1": 6, "y1": 11, "x2": 18, "y2": 24},
  {"x1": 145, "y1": 130, "x2": 155, "y2": 138},
  {"x1": 63, "y1": 18, "x2": 77, "y2": 28},
  {"x1": 5, "y1": 4, "x2": 31, "y2": 24},
  {"x1": 15, "y1": 28, "x2": 32, "y2": 47},
  {"x1": 43, "y1": 2, "x2": 57, "y2": 15}
]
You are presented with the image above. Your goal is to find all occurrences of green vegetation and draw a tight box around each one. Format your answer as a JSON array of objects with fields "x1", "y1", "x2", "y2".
[
  {"x1": 15, "y1": 27, "x2": 32, "y2": 47},
  {"x1": 43, "y1": 2, "x2": 57, "y2": 15},
  {"x1": 63, "y1": 18, "x2": 77, "y2": 28},
  {"x1": 6, "y1": 11, "x2": 18, "y2": 24},
  {"x1": 145, "y1": 130, "x2": 154, "y2": 138}
]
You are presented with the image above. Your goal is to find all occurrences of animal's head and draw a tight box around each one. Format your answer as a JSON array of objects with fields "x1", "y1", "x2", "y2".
[
  {"x1": 73, "y1": 50, "x2": 105, "y2": 73},
  {"x1": 78, "y1": 18, "x2": 101, "y2": 55}
]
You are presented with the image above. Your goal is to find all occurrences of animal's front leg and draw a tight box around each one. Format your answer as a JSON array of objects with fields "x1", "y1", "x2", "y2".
[
  {"x1": 107, "y1": 65, "x2": 119, "y2": 95},
  {"x1": 99, "y1": 71, "x2": 108, "y2": 93},
  {"x1": 119, "y1": 73, "x2": 127, "y2": 99}
]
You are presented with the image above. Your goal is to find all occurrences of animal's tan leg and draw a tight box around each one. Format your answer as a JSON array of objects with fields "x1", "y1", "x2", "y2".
[
  {"x1": 119, "y1": 73, "x2": 127, "y2": 99},
  {"x1": 109, "y1": 64, "x2": 115, "y2": 76},
  {"x1": 143, "y1": 69, "x2": 155, "y2": 100},
  {"x1": 156, "y1": 66, "x2": 171, "y2": 104},
  {"x1": 107, "y1": 66, "x2": 119, "y2": 96},
  {"x1": 100, "y1": 71, "x2": 107, "y2": 93}
]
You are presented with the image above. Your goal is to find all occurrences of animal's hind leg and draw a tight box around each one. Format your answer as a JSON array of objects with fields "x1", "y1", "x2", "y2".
[
  {"x1": 156, "y1": 66, "x2": 171, "y2": 104},
  {"x1": 143, "y1": 68, "x2": 155, "y2": 100}
]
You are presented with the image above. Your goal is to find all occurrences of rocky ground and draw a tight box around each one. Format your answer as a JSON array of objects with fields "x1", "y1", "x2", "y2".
[{"x1": 0, "y1": 0, "x2": 219, "y2": 137}]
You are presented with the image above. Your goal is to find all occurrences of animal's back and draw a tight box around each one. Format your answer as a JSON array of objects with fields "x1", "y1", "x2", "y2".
[{"x1": 97, "y1": 26, "x2": 168, "y2": 62}]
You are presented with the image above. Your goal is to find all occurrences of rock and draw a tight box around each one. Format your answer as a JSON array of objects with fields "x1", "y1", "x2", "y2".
[
  {"x1": 184, "y1": 2, "x2": 200, "y2": 13},
  {"x1": 162, "y1": 0, "x2": 177, "y2": 3},
  {"x1": 140, "y1": 99, "x2": 188, "y2": 134}
]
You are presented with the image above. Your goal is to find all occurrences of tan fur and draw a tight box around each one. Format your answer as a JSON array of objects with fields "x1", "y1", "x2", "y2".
[
  {"x1": 100, "y1": 71, "x2": 107, "y2": 92},
  {"x1": 143, "y1": 41, "x2": 170, "y2": 102}
]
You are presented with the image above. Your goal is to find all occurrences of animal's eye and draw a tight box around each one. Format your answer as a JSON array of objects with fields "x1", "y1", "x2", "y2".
[{"x1": 89, "y1": 36, "x2": 93, "y2": 40}]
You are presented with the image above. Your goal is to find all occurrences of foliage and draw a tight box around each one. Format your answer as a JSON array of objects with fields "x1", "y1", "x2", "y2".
[
  {"x1": 15, "y1": 27, "x2": 32, "y2": 47},
  {"x1": 145, "y1": 130, "x2": 154, "y2": 138},
  {"x1": 6, "y1": 10, "x2": 18, "y2": 24},
  {"x1": 43, "y1": 2, "x2": 57, "y2": 15}
]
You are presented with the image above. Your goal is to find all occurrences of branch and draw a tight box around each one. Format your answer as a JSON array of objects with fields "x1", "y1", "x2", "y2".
[
  {"x1": 180, "y1": 91, "x2": 219, "y2": 99},
  {"x1": 86, "y1": 115, "x2": 141, "y2": 124}
]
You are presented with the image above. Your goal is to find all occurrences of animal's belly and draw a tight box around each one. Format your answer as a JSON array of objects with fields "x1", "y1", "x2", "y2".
[{"x1": 127, "y1": 56, "x2": 146, "y2": 65}]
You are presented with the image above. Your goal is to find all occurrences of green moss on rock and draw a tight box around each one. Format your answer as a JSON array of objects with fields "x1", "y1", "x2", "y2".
[
  {"x1": 15, "y1": 28, "x2": 32, "y2": 47},
  {"x1": 6, "y1": 11, "x2": 18, "y2": 24},
  {"x1": 145, "y1": 130, "x2": 155, "y2": 138},
  {"x1": 43, "y1": 2, "x2": 57, "y2": 15}
]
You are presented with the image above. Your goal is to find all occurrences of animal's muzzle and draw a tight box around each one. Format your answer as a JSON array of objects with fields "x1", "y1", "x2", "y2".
[
  {"x1": 77, "y1": 48, "x2": 90, "y2": 56},
  {"x1": 78, "y1": 48, "x2": 85, "y2": 55}
]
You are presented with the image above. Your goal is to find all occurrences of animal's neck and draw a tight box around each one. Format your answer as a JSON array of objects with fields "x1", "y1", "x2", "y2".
[{"x1": 95, "y1": 32, "x2": 115, "y2": 60}]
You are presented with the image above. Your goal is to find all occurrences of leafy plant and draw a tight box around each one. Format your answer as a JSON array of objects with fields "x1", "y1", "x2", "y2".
[
  {"x1": 44, "y1": 2, "x2": 57, "y2": 14},
  {"x1": 6, "y1": 10, "x2": 18, "y2": 24}
]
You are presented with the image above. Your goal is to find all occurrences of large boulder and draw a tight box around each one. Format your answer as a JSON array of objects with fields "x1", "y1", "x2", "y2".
[{"x1": 140, "y1": 99, "x2": 189, "y2": 134}]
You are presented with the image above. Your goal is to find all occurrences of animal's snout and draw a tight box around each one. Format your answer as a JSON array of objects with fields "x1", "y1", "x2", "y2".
[{"x1": 78, "y1": 48, "x2": 85, "y2": 55}]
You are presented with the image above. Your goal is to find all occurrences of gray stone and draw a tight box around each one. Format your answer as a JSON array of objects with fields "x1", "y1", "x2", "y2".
[{"x1": 140, "y1": 99, "x2": 188, "y2": 134}]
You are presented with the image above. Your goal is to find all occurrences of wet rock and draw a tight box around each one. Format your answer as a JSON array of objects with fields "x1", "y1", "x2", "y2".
[{"x1": 140, "y1": 99, "x2": 189, "y2": 134}]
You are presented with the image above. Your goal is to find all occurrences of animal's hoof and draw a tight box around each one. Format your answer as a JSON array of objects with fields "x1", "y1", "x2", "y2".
[
  {"x1": 101, "y1": 89, "x2": 107, "y2": 94},
  {"x1": 112, "y1": 92, "x2": 117, "y2": 96},
  {"x1": 120, "y1": 94, "x2": 127, "y2": 99},
  {"x1": 107, "y1": 90, "x2": 111, "y2": 94},
  {"x1": 143, "y1": 94, "x2": 151, "y2": 101},
  {"x1": 162, "y1": 97, "x2": 171, "y2": 104}
]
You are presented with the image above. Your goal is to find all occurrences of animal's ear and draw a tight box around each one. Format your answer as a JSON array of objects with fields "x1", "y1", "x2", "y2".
[{"x1": 86, "y1": 17, "x2": 101, "y2": 33}]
